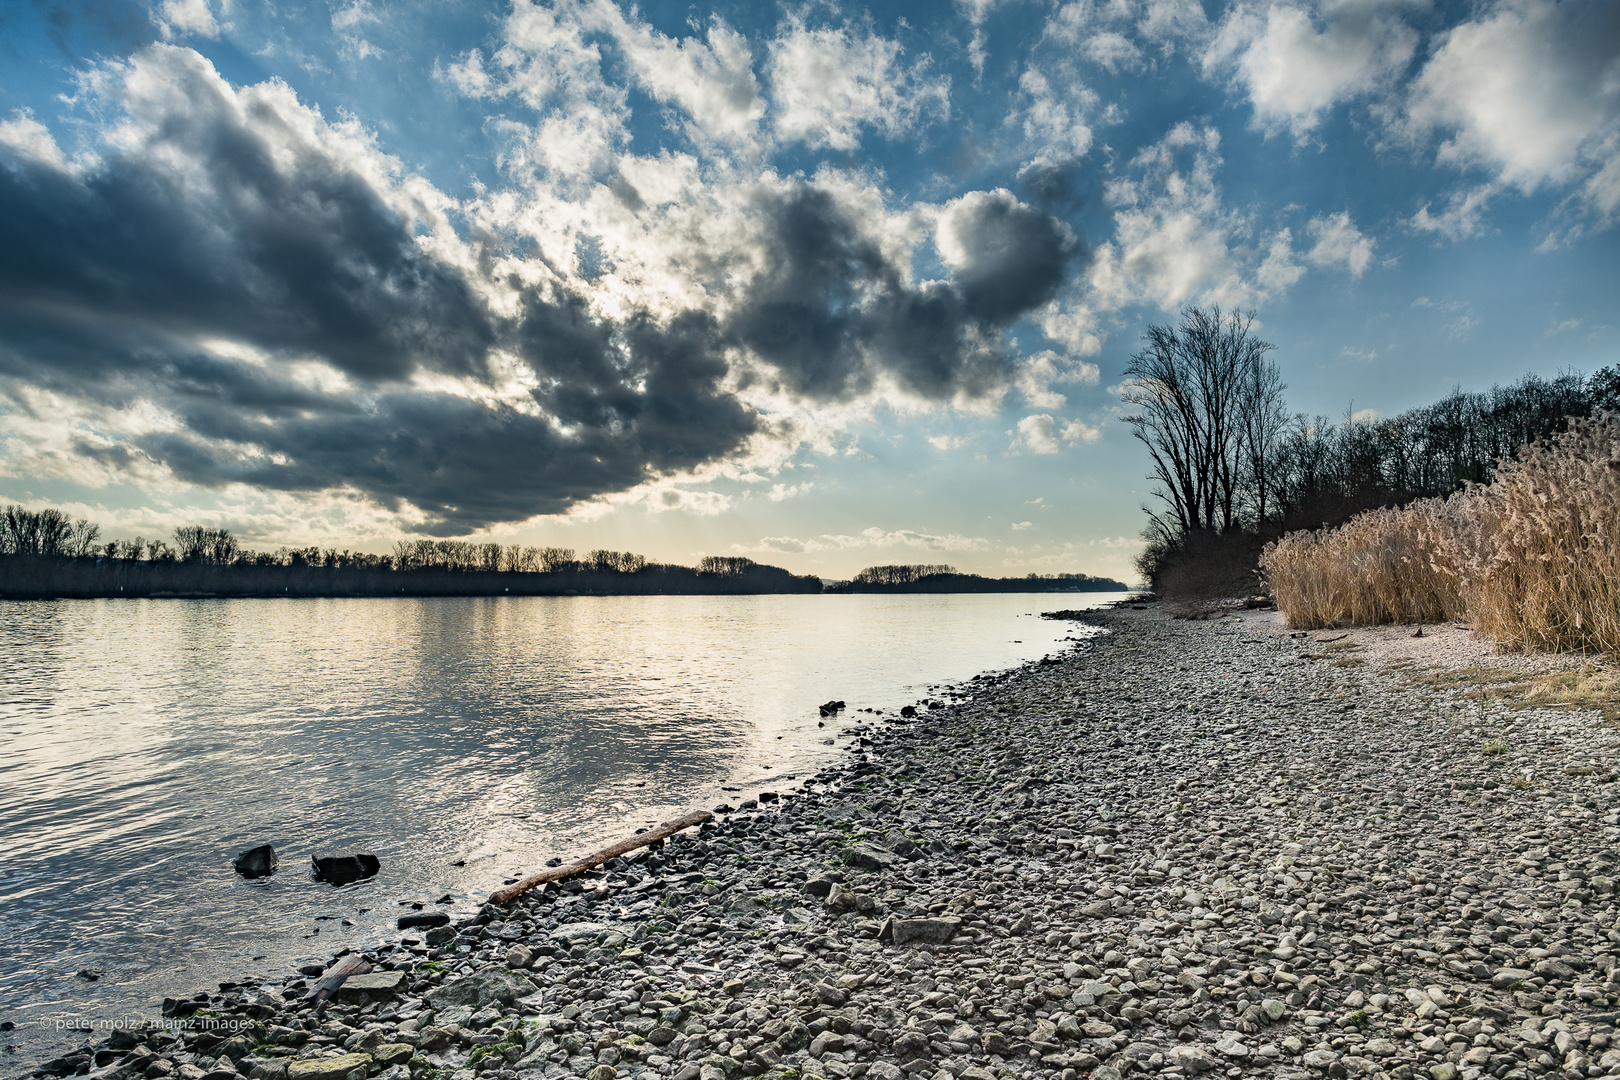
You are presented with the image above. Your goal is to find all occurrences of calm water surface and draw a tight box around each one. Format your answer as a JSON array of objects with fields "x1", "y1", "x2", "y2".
[{"x1": 0, "y1": 593, "x2": 1120, "y2": 1053}]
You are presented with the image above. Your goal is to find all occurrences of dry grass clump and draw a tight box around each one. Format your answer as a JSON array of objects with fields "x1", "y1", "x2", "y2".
[
  {"x1": 1262, "y1": 415, "x2": 1620, "y2": 657},
  {"x1": 1258, "y1": 501, "x2": 1462, "y2": 629}
]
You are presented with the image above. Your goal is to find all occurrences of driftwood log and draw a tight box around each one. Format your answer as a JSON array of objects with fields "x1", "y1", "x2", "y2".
[
  {"x1": 306, "y1": 954, "x2": 372, "y2": 1002},
  {"x1": 488, "y1": 808, "x2": 713, "y2": 906}
]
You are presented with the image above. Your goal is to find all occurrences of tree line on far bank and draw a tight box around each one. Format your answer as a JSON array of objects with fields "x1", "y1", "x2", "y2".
[
  {"x1": 829, "y1": 564, "x2": 1127, "y2": 593},
  {"x1": 0, "y1": 516, "x2": 1127, "y2": 599},
  {"x1": 1122, "y1": 305, "x2": 1620, "y2": 597},
  {"x1": 0, "y1": 515, "x2": 822, "y2": 598}
]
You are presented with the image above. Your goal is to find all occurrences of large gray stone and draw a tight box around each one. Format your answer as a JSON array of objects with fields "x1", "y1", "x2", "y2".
[
  {"x1": 889, "y1": 918, "x2": 960, "y2": 945},
  {"x1": 423, "y1": 968, "x2": 537, "y2": 1009}
]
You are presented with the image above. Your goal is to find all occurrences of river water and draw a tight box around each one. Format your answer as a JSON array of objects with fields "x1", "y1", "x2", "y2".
[{"x1": 0, "y1": 592, "x2": 1122, "y2": 1055}]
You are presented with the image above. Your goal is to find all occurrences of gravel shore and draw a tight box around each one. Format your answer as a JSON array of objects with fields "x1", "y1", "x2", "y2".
[{"x1": 24, "y1": 606, "x2": 1620, "y2": 1080}]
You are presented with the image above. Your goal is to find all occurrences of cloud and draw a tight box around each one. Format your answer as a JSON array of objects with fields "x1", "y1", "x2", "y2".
[
  {"x1": 1405, "y1": 0, "x2": 1620, "y2": 226},
  {"x1": 1409, "y1": 183, "x2": 1497, "y2": 240},
  {"x1": 1015, "y1": 348, "x2": 1100, "y2": 409},
  {"x1": 1011, "y1": 520, "x2": 1034, "y2": 530},
  {"x1": 746, "y1": 527, "x2": 990, "y2": 554},
  {"x1": 1047, "y1": 0, "x2": 1211, "y2": 55},
  {"x1": 0, "y1": 41, "x2": 1091, "y2": 535},
  {"x1": 156, "y1": 0, "x2": 221, "y2": 39},
  {"x1": 1017, "y1": 67, "x2": 1096, "y2": 162},
  {"x1": 725, "y1": 184, "x2": 1076, "y2": 403},
  {"x1": 598, "y1": 10, "x2": 764, "y2": 146},
  {"x1": 927, "y1": 434, "x2": 970, "y2": 451},
  {"x1": 1017, "y1": 414, "x2": 1063, "y2": 454},
  {"x1": 1305, "y1": 210, "x2": 1374, "y2": 276},
  {"x1": 0, "y1": 112, "x2": 70, "y2": 171},
  {"x1": 1205, "y1": 0, "x2": 1419, "y2": 138},
  {"x1": 1338, "y1": 345, "x2": 1377, "y2": 362},
  {"x1": 1013, "y1": 413, "x2": 1099, "y2": 454},
  {"x1": 1087, "y1": 123, "x2": 1254, "y2": 310},
  {"x1": 766, "y1": 19, "x2": 950, "y2": 151},
  {"x1": 935, "y1": 189, "x2": 1077, "y2": 324}
]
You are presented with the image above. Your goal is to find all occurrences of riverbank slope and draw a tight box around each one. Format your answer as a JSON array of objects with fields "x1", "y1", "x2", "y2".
[{"x1": 21, "y1": 607, "x2": 1620, "y2": 1080}]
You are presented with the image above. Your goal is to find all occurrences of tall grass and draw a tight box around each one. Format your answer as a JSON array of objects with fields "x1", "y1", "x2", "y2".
[{"x1": 1261, "y1": 415, "x2": 1620, "y2": 656}]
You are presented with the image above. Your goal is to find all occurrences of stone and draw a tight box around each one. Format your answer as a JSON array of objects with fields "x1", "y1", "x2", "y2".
[
  {"x1": 842, "y1": 844, "x2": 896, "y2": 871},
  {"x1": 310, "y1": 854, "x2": 380, "y2": 885},
  {"x1": 397, "y1": 912, "x2": 450, "y2": 930},
  {"x1": 371, "y1": 1045, "x2": 413, "y2": 1067},
  {"x1": 423, "y1": 968, "x2": 537, "y2": 1009},
  {"x1": 1171, "y1": 1045, "x2": 1220, "y2": 1075},
  {"x1": 233, "y1": 845, "x2": 278, "y2": 879},
  {"x1": 505, "y1": 945, "x2": 534, "y2": 970},
  {"x1": 333, "y1": 971, "x2": 405, "y2": 1000},
  {"x1": 1303, "y1": 1049, "x2": 1340, "y2": 1069},
  {"x1": 803, "y1": 873, "x2": 841, "y2": 899},
  {"x1": 889, "y1": 918, "x2": 960, "y2": 946},
  {"x1": 1490, "y1": 967, "x2": 1534, "y2": 989},
  {"x1": 825, "y1": 883, "x2": 873, "y2": 914},
  {"x1": 285, "y1": 1054, "x2": 372, "y2": 1080},
  {"x1": 414, "y1": 1029, "x2": 453, "y2": 1053}
]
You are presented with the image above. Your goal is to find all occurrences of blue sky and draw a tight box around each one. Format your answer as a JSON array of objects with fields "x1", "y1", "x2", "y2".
[{"x1": 0, "y1": 0, "x2": 1616, "y2": 581}]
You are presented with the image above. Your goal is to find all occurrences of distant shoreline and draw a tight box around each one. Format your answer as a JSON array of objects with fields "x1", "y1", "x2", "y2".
[{"x1": 0, "y1": 554, "x2": 1130, "y2": 600}]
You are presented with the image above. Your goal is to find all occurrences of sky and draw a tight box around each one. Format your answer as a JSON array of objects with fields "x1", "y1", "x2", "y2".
[{"x1": 0, "y1": 0, "x2": 1616, "y2": 583}]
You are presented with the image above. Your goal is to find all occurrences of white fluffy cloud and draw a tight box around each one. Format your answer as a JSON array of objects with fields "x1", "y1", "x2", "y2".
[
  {"x1": 1405, "y1": 0, "x2": 1620, "y2": 227},
  {"x1": 1017, "y1": 67, "x2": 1097, "y2": 162},
  {"x1": 1013, "y1": 414, "x2": 1101, "y2": 455},
  {"x1": 1047, "y1": 0, "x2": 1212, "y2": 55},
  {"x1": 1305, "y1": 210, "x2": 1375, "y2": 276},
  {"x1": 766, "y1": 21, "x2": 950, "y2": 151},
  {"x1": 599, "y1": 9, "x2": 764, "y2": 146},
  {"x1": 1087, "y1": 123, "x2": 1258, "y2": 310},
  {"x1": 1205, "y1": 0, "x2": 1419, "y2": 138}
]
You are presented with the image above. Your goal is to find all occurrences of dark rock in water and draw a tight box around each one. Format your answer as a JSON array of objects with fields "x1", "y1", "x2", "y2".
[
  {"x1": 76, "y1": 966, "x2": 102, "y2": 981},
  {"x1": 398, "y1": 912, "x2": 450, "y2": 930},
  {"x1": 311, "y1": 853, "x2": 380, "y2": 885},
  {"x1": 899, "y1": 705, "x2": 918, "y2": 717},
  {"x1": 233, "y1": 844, "x2": 278, "y2": 879},
  {"x1": 758, "y1": 791, "x2": 779, "y2": 803},
  {"x1": 818, "y1": 699, "x2": 845, "y2": 717},
  {"x1": 544, "y1": 857, "x2": 562, "y2": 868}
]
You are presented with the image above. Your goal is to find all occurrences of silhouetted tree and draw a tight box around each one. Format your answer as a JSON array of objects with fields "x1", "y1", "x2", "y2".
[{"x1": 1122, "y1": 306, "x2": 1279, "y2": 535}]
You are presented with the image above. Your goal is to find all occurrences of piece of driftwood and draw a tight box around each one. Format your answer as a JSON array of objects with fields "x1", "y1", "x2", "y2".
[
  {"x1": 306, "y1": 954, "x2": 372, "y2": 1002},
  {"x1": 489, "y1": 809, "x2": 713, "y2": 906}
]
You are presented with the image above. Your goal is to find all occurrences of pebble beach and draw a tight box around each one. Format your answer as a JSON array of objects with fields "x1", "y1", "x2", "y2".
[{"x1": 21, "y1": 604, "x2": 1620, "y2": 1080}]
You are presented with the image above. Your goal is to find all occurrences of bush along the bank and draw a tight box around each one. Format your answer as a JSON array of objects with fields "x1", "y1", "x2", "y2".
[{"x1": 1262, "y1": 413, "x2": 1620, "y2": 655}]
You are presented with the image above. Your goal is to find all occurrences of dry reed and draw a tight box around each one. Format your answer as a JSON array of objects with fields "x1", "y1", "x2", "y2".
[{"x1": 1262, "y1": 414, "x2": 1620, "y2": 656}]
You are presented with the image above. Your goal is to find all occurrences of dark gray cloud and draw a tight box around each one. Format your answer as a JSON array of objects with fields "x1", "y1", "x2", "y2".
[
  {"x1": 0, "y1": 46, "x2": 1081, "y2": 531},
  {"x1": 729, "y1": 185, "x2": 1078, "y2": 401}
]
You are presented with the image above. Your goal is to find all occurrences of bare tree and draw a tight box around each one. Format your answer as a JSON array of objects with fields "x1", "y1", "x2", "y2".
[
  {"x1": 1122, "y1": 306, "x2": 1277, "y2": 535},
  {"x1": 173, "y1": 525, "x2": 239, "y2": 564}
]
